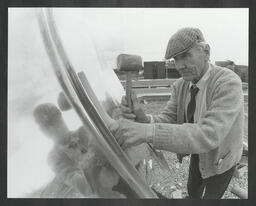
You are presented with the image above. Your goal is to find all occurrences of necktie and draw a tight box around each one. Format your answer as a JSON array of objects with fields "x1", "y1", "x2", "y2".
[
  {"x1": 177, "y1": 85, "x2": 200, "y2": 163},
  {"x1": 187, "y1": 85, "x2": 199, "y2": 123}
]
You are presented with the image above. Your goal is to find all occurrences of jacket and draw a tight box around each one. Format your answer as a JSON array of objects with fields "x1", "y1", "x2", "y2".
[{"x1": 151, "y1": 64, "x2": 244, "y2": 178}]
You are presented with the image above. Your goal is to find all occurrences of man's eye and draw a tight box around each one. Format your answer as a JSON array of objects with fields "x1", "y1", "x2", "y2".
[{"x1": 174, "y1": 52, "x2": 189, "y2": 61}]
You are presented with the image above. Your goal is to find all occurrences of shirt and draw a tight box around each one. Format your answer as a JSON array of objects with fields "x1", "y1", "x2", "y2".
[{"x1": 185, "y1": 63, "x2": 211, "y2": 123}]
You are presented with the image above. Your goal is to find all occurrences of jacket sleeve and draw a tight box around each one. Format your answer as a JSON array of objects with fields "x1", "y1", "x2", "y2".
[
  {"x1": 152, "y1": 73, "x2": 243, "y2": 154},
  {"x1": 48, "y1": 150, "x2": 91, "y2": 196},
  {"x1": 151, "y1": 83, "x2": 178, "y2": 124}
]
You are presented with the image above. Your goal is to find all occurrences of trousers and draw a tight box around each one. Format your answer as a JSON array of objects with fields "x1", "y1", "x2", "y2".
[{"x1": 187, "y1": 154, "x2": 235, "y2": 199}]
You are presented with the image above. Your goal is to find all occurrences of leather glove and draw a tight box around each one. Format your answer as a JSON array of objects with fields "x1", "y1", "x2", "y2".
[
  {"x1": 109, "y1": 118, "x2": 154, "y2": 150},
  {"x1": 120, "y1": 91, "x2": 150, "y2": 123}
]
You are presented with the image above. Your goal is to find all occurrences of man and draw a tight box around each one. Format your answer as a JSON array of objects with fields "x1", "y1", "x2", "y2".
[
  {"x1": 33, "y1": 103, "x2": 95, "y2": 197},
  {"x1": 110, "y1": 27, "x2": 244, "y2": 199},
  {"x1": 33, "y1": 103, "x2": 127, "y2": 198}
]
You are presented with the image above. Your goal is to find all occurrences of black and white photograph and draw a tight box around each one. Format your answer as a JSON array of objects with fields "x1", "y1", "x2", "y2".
[{"x1": 7, "y1": 8, "x2": 248, "y2": 199}]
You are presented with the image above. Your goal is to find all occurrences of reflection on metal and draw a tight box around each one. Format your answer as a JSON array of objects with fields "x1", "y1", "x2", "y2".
[
  {"x1": 37, "y1": 8, "x2": 157, "y2": 198},
  {"x1": 77, "y1": 71, "x2": 114, "y2": 123}
]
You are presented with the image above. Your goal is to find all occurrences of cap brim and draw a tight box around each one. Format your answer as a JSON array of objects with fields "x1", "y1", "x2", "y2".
[{"x1": 165, "y1": 43, "x2": 195, "y2": 60}]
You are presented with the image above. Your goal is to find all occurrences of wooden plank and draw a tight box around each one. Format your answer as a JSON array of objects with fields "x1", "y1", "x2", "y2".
[
  {"x1": 121, "y1": 79, "x2": 177, "y2": 88},
  {"x1": 134, "y1": 87, "x2": 171, "y2": 94}
]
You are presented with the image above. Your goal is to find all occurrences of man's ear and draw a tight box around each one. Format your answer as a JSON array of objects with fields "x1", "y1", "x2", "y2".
[{"x1": 204, "y1": 44, "x2": 210, "y2": 61}]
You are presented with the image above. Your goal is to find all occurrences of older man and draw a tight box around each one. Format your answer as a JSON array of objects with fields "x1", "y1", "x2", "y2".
[{"x1": 110, "y1": 27, "x2": 244, "y2": 199}]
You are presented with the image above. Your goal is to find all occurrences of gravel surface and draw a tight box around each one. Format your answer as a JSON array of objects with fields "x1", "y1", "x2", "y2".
[{"x1": 140, "y1": 89, "x2": 248, "y2": 199}]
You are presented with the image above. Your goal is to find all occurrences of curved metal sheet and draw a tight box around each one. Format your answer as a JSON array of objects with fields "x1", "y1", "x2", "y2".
[{"x1": 37, "y1": 8, "x2": 157, "y2": 198}]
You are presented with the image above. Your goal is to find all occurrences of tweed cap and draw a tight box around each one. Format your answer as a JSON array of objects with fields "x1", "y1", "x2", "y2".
[{"x1": 165, "y1": 27, "x2": 205, "y2": 59}]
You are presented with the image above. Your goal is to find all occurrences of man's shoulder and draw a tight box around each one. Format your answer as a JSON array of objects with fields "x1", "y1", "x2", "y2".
[
  {"x1": 172, "y1": 77, "x2": 189, "y2": 92},
  {"x1": 172, "y1": 77, "x2": 185, "y2": 86},
  {"x1": 210, "y1": 64, "x2": 241, "y2": 80},
  {"x1": 207, "y1": 64, "x2": 243, "y2": 100}
]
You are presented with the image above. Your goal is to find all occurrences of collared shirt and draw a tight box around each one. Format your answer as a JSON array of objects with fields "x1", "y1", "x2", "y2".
[{"x1": 185, "y1": 63, "x2": 211, "y2": 123}]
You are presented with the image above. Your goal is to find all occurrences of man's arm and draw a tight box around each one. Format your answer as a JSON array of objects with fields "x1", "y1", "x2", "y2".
[
  {"x1": 152, "y1": 74, "x2": 243, "y2": 154},
  {"x1": 112, "y1": 73, "x2": 243, "y2": 154}
]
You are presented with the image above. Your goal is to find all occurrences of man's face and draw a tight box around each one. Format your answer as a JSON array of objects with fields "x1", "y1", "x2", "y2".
[
  {"x1": 39, "y1": 121, "x2": 67, "y2": 144},
  {"x1": 173, "y1": 44, "x2": 209, "y2": 83}
]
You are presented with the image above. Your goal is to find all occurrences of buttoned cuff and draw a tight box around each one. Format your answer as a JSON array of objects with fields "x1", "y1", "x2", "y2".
[{"x1": 151, "y1": 123, "x2": 172, "y2": 150}]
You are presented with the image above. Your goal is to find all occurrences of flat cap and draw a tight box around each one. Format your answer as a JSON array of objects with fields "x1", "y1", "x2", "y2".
[{"x1": 165, "y1": 27, "x2": 205, "y2": 59}]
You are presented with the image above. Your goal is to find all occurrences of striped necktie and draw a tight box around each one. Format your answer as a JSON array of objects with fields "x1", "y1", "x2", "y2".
[{"x1": 187, "y1": 85, "x2": 199, "y2": 123}]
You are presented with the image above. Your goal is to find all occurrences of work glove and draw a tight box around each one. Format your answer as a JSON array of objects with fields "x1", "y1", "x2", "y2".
[
  {"x1": 109, "y1": 118, "x2": 154, "y2": 150},
  {"x1": 120, "y1": 91, "x2": 150, "y2": 123}
]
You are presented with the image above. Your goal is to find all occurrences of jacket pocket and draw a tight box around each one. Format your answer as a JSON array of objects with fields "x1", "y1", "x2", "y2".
[{"x1": 215, "y1": 150, "x2": 231, "y2": 166}]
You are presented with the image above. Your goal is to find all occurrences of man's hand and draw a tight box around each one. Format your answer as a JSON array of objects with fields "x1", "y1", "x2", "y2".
[
  {"x1": 120, "y1": 91, "x2": 150, "y2": 123},
  {"x1": 109, "y1": 119, "x2": 153, "y2": 150}
]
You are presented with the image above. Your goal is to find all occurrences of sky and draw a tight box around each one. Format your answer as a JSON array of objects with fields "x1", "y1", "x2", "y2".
[{"x1": 64, "y1": 8, "x2": 248, "y2": 66}]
